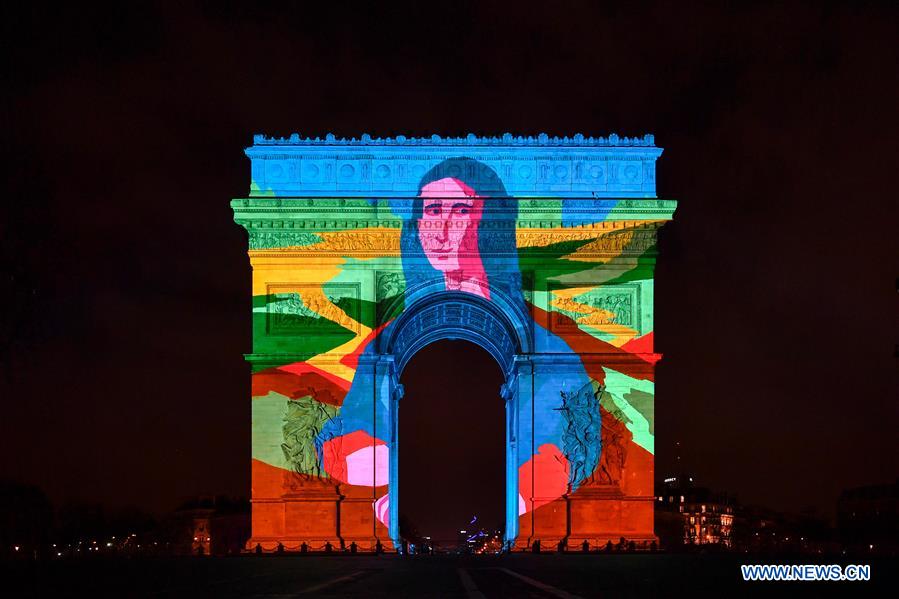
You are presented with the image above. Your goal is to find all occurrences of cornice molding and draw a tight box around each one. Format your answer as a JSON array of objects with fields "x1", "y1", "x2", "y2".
[
  {"x1": 231, "y1": 198, "x2": 676, "y2": 209},
  {"x1": 253, "y1": 132, "x2": 657, "y2": 147},
  {"x1": 230, "y1": 198, "x2": 677, "y2": 222},
  {"x1": 232, "y1": 219, "x2": 666, "y2": 230},
  {"x1": 244, "y1": 133, "x2": 664, "y2": 199}
]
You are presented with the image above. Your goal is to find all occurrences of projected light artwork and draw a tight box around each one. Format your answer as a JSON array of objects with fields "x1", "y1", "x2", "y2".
[{"x1": 233, "y1": 133, "x2": 676, "y2": 551}]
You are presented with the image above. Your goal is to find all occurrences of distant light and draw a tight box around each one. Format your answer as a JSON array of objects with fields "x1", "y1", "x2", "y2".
[
  {"x1": 13, "y1": 546, "x2": 19, "y2": 552},
  {"x1": 57, "y1": 552, "x2": 62, "y2": 557},
  {"x1": 106, "y1": 542, "x2": 113, "y2": 547},
  {"x1": 664, "y1": 477, "x2": 676, "y2": 483},
  {"x1": 460, "y1": 530, "x2": 466, "y2": 534}
]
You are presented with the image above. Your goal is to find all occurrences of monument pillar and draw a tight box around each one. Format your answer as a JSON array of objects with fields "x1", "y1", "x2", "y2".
[{"x1": 501, "y1": 363, "x2": 521, "y2": 547}]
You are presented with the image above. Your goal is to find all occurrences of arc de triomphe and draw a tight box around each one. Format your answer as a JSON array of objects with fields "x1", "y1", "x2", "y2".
[{"x1": 232, "y1": 133, "x2": 676, "y2": 551}]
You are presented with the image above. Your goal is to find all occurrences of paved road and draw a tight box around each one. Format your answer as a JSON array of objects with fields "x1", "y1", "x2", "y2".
[{"x1": 6, "y1": 554, "x2": 894, "y2": 597}]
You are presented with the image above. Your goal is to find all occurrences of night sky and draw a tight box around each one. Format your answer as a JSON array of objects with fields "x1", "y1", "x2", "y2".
[{"x1": 2, "y1": 2, "x2": 897, "y2": 526}]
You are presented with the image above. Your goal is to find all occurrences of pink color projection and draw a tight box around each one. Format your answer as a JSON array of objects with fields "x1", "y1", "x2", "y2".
[
  {"x1": 417, "y1": 178, "x2": 490, "y2": 299},
  {"x1": 345, "y1": 445, "x2": 389, "y2": 487},
  {"x1": 374, "y1": 494, "x2": 390, "y2": 528},
  {"x1": 322, "y1": 431, "x2": 388, "y2": 489}
]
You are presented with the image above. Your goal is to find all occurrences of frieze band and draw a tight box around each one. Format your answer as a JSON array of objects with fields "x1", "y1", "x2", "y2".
[{"x1": 246, "y1": 228, "x2": 659, "y2": 254}]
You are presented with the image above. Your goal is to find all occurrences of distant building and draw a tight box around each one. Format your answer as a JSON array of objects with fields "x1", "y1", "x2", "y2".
[
  {"x1": 732, "y1": 505, "x2": 833, "y2": 554},
  {"x1": 837, "y1": 479, "x2": 898, "y2": 555},
  {"x1": 185, "y1": 508, "x2": 214, "y2": 556},
  {"x1": 167, "y1": 496, "x2": 250, "y2": 556},
  {"x1": 656, "y1": 476, "x2": 734, "y2": 549}
]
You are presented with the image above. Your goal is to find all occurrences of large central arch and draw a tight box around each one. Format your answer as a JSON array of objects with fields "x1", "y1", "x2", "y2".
[
  {"x1": 381, "y1": 291, "x2": 531, "y2": 545},
  {"x1": 234, "y1": 132, "x2": 676, "y2": 552},
  {"x1": 386, "y1": 290, "x2": 530, "y2": 373}
]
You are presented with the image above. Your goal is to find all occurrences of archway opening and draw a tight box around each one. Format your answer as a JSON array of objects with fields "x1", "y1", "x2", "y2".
[{"x1": 398, "y1": 339, "x2": 505, "y2": 552}]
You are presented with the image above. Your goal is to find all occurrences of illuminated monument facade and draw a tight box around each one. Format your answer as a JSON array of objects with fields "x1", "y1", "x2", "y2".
[{"x1": 233, "y1": 133, "x2": 676, "y2": 551}]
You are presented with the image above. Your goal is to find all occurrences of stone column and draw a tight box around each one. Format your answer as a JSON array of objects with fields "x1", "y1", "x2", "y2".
[
  {"x1": 372, "y1": 355, "x2": 402, "y2": 547},
  {"x1": 388, "y1": 371, "x2": 403, "y2": 547},
  {"x1": 501, "y1": 364, "x2": 521, "y2": 547},
  {"x1": 334, "y1": 355, "x2": 380, "y2": 550},
  {"x1": 513, "y1": 355, "x2": 535, "y2": 545}
]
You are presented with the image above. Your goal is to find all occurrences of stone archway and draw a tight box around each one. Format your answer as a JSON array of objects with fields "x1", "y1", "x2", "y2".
[
  {"x1": 376, "y1": 291, "x2": 532, "y2": 545},
  {"x1": 392, "y1": 339, "x2": 509, "y2": 548},
  {"x1": 234, "y1": 132, "x2": 675, "y2": 552}
]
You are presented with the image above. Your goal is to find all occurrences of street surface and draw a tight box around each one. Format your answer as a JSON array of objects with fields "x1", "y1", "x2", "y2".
[{"x1": 6, "y1": 553, "x2": 894, "y2": 597}]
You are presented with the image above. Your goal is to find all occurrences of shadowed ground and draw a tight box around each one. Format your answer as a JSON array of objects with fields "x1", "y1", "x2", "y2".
[{"x1": 5, "y1": 554, "x2": 894, "y2": 597}]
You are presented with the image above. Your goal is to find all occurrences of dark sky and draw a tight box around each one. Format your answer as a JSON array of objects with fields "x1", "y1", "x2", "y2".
[{"x1": 2, "y1": 2, "x2": 897, "y2": 521}]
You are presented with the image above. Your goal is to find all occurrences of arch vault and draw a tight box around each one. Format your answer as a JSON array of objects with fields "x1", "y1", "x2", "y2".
[{"x1": 382, "y1": 291, "x2": 528, "y2": 544}]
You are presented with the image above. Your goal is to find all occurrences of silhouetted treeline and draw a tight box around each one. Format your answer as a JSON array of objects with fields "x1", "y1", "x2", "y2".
[
  {"x1": 0, "y1": 481, "x2": 54, "y2": 553},
  {"x1": 1, "y1": 481, "x2": 249, "y2": 558}
]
